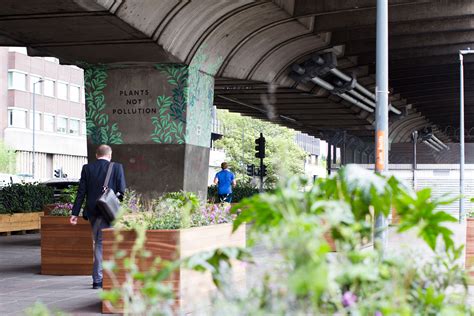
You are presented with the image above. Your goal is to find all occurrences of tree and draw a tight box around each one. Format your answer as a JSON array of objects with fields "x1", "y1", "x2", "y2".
[
  {"x1": 214, "y1": 110, "x2": 307, "y2": 187},
  {"x1": 0, "y1": 141, "x2": 16, "y2": 174}
]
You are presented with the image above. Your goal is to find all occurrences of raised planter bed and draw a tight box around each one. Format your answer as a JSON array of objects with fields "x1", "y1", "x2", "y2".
[
  {"x1": 40, "y1": 216, "x2": 93, "y2": 275},
  {"x1": 102, "y1": 223, "x2": 246, "y2": 314},
  {"x1": 0, "y1": 212, "x2": 44, "y2": 233},
  {"x1": 42, "y1": 204, "x2": 57, "y2": 216}
]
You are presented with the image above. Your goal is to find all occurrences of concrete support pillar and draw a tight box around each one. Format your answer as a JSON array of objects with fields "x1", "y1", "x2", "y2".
[{"x1": 83, "y1": 62, "x2": 215, "y2": 198}]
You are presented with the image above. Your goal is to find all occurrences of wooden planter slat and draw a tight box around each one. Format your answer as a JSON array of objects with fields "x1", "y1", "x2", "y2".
[
  {"x1": 40, "y1": 216, "x2": 93, "y2": 275},
  {"x1": 466, "y1": 219, "x2": 474, "y2": 278},
  {"x1": 102, "y1": 223, "x2": 246, "y2": 314},
  {"x1": 0, "y1": 212, "x2": 43, "y2": 233}
]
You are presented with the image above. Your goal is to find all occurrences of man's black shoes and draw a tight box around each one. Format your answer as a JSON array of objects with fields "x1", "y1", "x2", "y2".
[{"x1": 92, "y1": 282, "x2": 103, "y2": 289}]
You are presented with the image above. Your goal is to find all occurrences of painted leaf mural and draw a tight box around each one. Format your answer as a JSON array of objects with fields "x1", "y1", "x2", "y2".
[
  {"x1": 84, "y1": 67, "x2": 123, "y2": 145},
  {"x1": 150, "y1": 65, "x2": 188, "y2": 144}
]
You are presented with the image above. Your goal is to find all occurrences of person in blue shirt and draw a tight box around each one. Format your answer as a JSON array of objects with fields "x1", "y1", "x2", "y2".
[{"x1": 214, "y1": 162, "x2": 236, "y2": 203}]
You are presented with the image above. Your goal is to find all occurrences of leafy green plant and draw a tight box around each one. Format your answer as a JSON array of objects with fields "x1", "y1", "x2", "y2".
[
  {"x1": 0, "y1": 183, "x2": 53, "y2": 215},
  {"x1": 187, "y1": 165, "x2": 470, "y2": 315},
  {"x1": 99, "y1": 165, "x2": 472, "y2": 315},
  {"x1": 59, "y1": 185, "x2": 78, "y2": 204},
  {"x1": 115, "y1": 191, "x2": 233, "y2": 230}
]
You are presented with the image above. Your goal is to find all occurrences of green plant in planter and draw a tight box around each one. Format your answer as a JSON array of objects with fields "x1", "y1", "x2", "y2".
[
  {"x1": 184, "y1": 165, "x2": 470, "y2": 315},
  {"x1": 115, "y1": 191, "x2": 233, "y2": 230},
  {"x1": 97, "y1": 166, "x2": 471, "y2": 315},
  {"x1": 49, "y1": 203, "x2": 74, "y2": 217},
  {"x1": 59, "y1": 185, "x2": 78, "y2": 204},
  {"x1": 0, "y1": 183, "x2": 54, "y2": 215}
]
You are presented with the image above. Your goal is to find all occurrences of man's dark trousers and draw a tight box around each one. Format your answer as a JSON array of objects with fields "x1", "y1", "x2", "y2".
[{"x1": 72, "y1": 159, "x2": 126, "y2": 284}]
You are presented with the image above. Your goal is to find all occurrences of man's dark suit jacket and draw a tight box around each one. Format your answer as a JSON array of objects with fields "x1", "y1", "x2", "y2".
[{"x1": 72, "y1": 159, "x2": 126, "y2": 218}]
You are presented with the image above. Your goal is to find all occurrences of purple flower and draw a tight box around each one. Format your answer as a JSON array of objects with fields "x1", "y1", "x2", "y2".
[
  {"x1": 342, "y1": 291, "x2": 357, "y2": 307},
  {"x1": 374, "y1": 312, "x2": 382, "y2": 316}
]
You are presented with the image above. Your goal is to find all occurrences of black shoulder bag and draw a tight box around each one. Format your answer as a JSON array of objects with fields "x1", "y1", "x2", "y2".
[{"x1": 96, "y1": 162, "x2": 120, "y2": 223}]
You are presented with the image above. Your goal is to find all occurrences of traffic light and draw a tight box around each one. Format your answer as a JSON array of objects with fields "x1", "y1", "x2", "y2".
[
  {"x1": 54, "y1": 168, "x2": 61, "y2": 178},
  {"x1": 246, "y1": 164, "x2": 255, "y2": 177},
  {"x1": 260, "y1": 164, "x2": 267, "y2": 177},
  {"x1": 255, "y1": 133, "x2": 265, "y2": 159}
]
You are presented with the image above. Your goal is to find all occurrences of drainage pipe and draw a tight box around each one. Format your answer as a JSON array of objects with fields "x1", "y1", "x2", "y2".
[
  {"x1": 311, "y1": 77, "x2": 374, "y2": 113},
  {"x1": 423, "y1": 140, "x2": 440, "y2": 152},
  {"x1": 431, "y1": 134, "x2": 449, "y2": 149},
  {"x1": 330, "y1": 67, "x2": 401, "y2": 115}
]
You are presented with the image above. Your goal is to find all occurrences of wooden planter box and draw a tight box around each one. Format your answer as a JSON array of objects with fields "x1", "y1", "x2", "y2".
[
  {"x1": 391, "y1": 208, "x2": 400, "y2": 225},
  {"x1": 41, "y1": 216, "x2": 93, "y2": 275},
  {"x1": 466, "y1": 218, "x2": 474, "y2": 278},
  {"x1": 102, "y1": 223, "x2": 246, "y2": 314},
  {"x1": 0, "y1": 212, "x2": 43, "y2": 233},
  {"x1": 42, "y1": 204, "x2": 57, "y2": 216}
]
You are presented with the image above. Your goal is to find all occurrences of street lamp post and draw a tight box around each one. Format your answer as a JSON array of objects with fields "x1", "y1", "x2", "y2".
[
  {"x1": 459, "y1": 49, "x2": 474, "y2": 222},
  {"x1": 32, "y1": 79, "x2": 43, "y2": 179},
  {"x1": 374, "y1": 0, "x2": 389, "y2": 249}
]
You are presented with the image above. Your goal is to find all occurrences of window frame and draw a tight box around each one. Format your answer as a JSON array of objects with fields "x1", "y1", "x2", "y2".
[
  {"x1": 56, "y1": 81, "x2": 68, "y2": 100},
  {"x1": 7, "y1": 107, "x2": 28, "y2": 128},
  {"x1": 56, "y1": 116, "x2": 68, "y2": 134},
  {"x1": 43, "y1": 113, "x2": 55, "y2": 133},
  {"x1": 7, "y1": 70, "x2": 27, "y2": 91}
]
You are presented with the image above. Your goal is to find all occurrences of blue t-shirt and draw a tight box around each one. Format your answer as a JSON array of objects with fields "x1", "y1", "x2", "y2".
[{"x1": 215, "y1": 169, "x2": 235, "y2": 195}]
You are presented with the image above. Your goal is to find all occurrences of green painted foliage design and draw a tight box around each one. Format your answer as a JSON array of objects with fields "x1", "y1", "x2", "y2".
[
  {"x1": 150, "y1": 65, "x2": 188, "y2": 144},
  {"x1": 84, "y1": 67, "x2": 123, "y2": 145},
  {"x1": 150, "y1": 95, "x2": 185, "y2": 144}
]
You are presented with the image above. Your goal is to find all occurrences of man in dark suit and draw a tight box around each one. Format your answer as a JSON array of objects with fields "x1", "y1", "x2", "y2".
[{"x1": 70, "y1": 144, "x2": 126, "y2": 289}]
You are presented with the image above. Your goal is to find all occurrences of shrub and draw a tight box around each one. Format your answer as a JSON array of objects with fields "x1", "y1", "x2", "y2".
[
  {"x1": 208, "y1": 183, "x2": 259, "y2": 203},
  {"x1": 115, "y1": 191, "x2": 233, "y2": 230},
  {"x1": 0, "y1": 183, "x2": 54, "y2": 215}
]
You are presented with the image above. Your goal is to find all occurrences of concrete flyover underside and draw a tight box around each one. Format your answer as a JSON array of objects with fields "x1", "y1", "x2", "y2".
[{"x1": 0, "y1": 0, "x2": 472, "y2": 156}]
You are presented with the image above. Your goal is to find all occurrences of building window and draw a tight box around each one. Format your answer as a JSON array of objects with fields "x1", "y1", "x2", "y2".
[
  {"x1": 57, "y1": 82, "x2": 68, "y2": 100},
  {"x1": 44, "y1": 79, "x2": 55, "y2": 97},
  {"x1": 81, "y1": 120, "x2": 87, "y2": 135},
  {"x1": 30, "y1": 75, "x2": 42, "y2": 94},
  {"x1": 69, "y1": 85, "x2": 80, "y2": 103},
  {"x1": 8, "y1": 108, "x2": 27, "y2": 128},
  {"x1": 69, "y1": 119, "x2": 79, "y2": 135},
  {"x1": 29, "y1": 112, "x2": 41, "y2": 130},
  {"x1": 57, "y1": 117, "x2": 67, "y2": 133},
  {"x1": 7, "y1": 71, "x2": 27, "y2": 91},
  {"x1": 44, "y1": 114, "x2": 55, "y2": 132}
]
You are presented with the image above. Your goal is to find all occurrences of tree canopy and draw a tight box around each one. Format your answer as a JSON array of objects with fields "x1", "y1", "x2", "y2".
[
  {"x1": 214, "y1": 110, "x2": 307, "y2": 187},
  {"x1": 0, "y1": 141, "x2": 16, "y2": 174}
]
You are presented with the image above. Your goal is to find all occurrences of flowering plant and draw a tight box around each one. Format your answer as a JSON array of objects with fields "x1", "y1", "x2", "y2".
[
  {"x1": 192, "y1": 203, "x2": 234, "y2": 226},
  {"x1": 50, "y1": 202, "x2": 74, "y2": 216}
]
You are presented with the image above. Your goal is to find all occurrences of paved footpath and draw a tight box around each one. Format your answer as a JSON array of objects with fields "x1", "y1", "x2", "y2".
[
  {"x1": 0, "y1": 222, "x2": 470, "y2": 315},
  {"x1": 0, "y1": 233, "x2": 105, "y2": 316}
]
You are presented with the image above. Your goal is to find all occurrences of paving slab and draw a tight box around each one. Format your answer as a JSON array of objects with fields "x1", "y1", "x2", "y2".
[{"x1": 0, "y1": 233, "x2": 104, "y2": 315}]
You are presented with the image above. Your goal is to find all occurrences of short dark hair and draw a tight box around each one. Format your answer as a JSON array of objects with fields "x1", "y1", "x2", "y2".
[
  {"x1": 96, "y1": 144, "x2": 112, "y2": 157},
  {"x1": 221, "y1": 162, "x2": 228, "y2": 169}
]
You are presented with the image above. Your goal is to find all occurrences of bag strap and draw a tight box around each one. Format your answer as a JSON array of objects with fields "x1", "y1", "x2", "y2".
[{"x1": 103, "y1": 162, "x2": 115, "y2": 190}]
